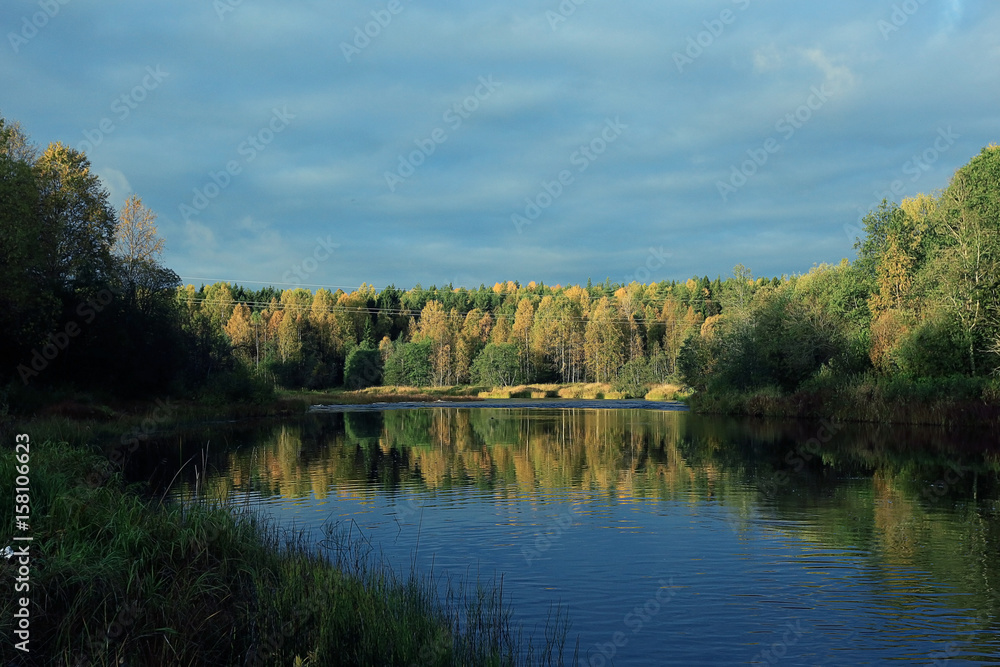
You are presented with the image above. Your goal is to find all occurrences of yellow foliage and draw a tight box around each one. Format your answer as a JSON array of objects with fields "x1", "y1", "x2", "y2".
[
  {"x1": 700, "y1": 314, "x2": 723, "y2": 340},
  {"x1": 869, "y1": 308, "x2": 912, "y2": 373}
]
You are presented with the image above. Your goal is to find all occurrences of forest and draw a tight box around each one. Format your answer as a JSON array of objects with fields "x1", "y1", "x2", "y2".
[{"x1": 2, "y1": 113, "x2": 999, "y2": 414}]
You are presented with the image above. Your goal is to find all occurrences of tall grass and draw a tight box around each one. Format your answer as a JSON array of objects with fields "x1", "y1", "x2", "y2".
[{"x1": 0, "y1": 440, "x2": 576, "y2": 666}]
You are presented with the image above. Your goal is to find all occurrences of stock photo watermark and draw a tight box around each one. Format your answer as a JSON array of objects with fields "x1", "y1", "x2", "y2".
[
  {"x1": 511, "y1": 116, "x2": 628, "y2": 233},
  {"x1": 749, "y1": 619, "x2": 808, "y2": 664},
  {"x1": 674, "y1": 0, "x2": 751, "y2": 73},
  {"x1": 384, "y1": 75, "x2": 502, "y2": 192},
  {"x1": 341, "y1": 0, "x2": 414, "y2": 62},
  {"x1": 77, "y1": 65, "x2": 169, "y2": 154},
  {"x1": 846, "y1": 126, "x2": 959, "y2": 242},
  {"x1": 282, "y1": 235, "x2": 340, "y2": 285},
  {"x1": 7, "y1": 0, "x2": 71, "y2": 54},
  {"x1": 587, "y1": 578, "x2": 677, "y2": 667},
  {"x1": 522, "y1": 510, "x2": 574, "y2": 565},
  {"x1": 7, "y1": 433, "x2": 33, "y2": 653},
  {"x1": 15, "y1": 286, "x2": 122, "y2": 385},
  {"x1": 546, "y1": 0, "x2": 590, "y2": 31},
  {"x1": 717, "y1": 82, "x2": 835, "y2": 203},
  {"x1": 214, "y1": 0, "x2": 245, "y2": 21},
  {"x1": 878, "y1": 0, "x2": 929, "y2": 40},
  {"x1": 179, "y1": 106, "x2": 294, "y2": 222},
  {"x1": 621, "y1": 246, "x2": 672, "y2": 285}
]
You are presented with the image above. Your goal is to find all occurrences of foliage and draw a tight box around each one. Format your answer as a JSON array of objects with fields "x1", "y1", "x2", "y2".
[
  {"x1": 470, "y1": 343, "x2": 525, "y2": 387},
  {"x1": 344, "y1": 344, "x2": 383, "y2": 390},
  {"x1": 2, "y1": 111, "x2": 999, "y2": 407},
  {"x1": 383, "y1": 341, "x2": 433, "y2": 387},
  {"x1": 611, "y1": 358, "x2": 652, "y2": 398}
]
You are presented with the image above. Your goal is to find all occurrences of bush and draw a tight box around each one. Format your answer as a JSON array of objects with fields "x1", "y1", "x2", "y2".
[
  {"x1": 343, "y1": 344, "x2": 382, "y2": 390},
  {"x1": 200, "y1": 365, "x2": 274, "y2": 404},
  {"x1": 894, "y1": 314, "x2": 970, "y2": 378},
  {"x1": 612, "y1": 358, "x2": 652, "y2": 398}
]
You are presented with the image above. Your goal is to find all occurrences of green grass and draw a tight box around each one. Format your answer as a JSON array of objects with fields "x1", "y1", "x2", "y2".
[{"x1": 0, "y1": 439, "x2": 576, "y2": 666}]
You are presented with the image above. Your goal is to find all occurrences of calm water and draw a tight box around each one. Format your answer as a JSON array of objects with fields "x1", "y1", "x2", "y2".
[{"x1": 136, "y1": 403, "x2": 1000, "y2": 665}]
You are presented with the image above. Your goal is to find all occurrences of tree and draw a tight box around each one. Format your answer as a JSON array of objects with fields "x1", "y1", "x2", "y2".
[
  {"x1": 383, "y1": 341, "x2": 433, "y2": 387},
  {"x1": 113, "y1": 194, "x2": 178, "y2": 318},
  {"x1": 344, "y1": 343, "x2": 382, "y2": 389},
  {"x1": 414, "y1": 301, "x2": 455, "y2": 385},
  {"x1": 511, "y1": 297, "x2": 536, "y2": 380},
  {"x1": 33, "y1": 142, "x2": 117, "y2": 295},
  {"x1": 584, "y1": 297, "x2": 626, "y2": 382},
  {"x1": 0, "y1": 120, "x2": 55, "y2": 373},
  {"x1": 926, "y1": 145, "x2": 1000, "y2": 374},
  {"x1": 224, "y1": 303, "x2": 255, "y2": 365},
  {"x1": 115, "y1": 195, "x2": 164, "y2": 282},
  {"x1": 470, "y1": 343, "x2": 524, "y2": 387}
]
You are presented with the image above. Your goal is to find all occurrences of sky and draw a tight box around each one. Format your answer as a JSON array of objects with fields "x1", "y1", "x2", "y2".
[{"x1": 2, "y1": 0, "x2": 997, "y2": 292}]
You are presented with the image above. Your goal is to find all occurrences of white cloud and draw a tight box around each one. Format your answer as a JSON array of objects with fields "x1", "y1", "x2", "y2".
[
  {"x1": 96, "y1": 167, "x2": 132, "y2": 210},
  {"x1": 800, "y1": 47, "x2": 856, "y2": 95}
]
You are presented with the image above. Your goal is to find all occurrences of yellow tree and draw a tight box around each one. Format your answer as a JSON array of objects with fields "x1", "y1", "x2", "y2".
[
  {"x1": 202, "y1": 282, "x2": 234, "y2": 331},
  {"x1": 414, "y1": 301, "x2": 454, "y2": 385},
  {"x1": 114, "y1": 194, "x2": 164, "y2": 282},
  {"x1": 454, "y1": 309, "x2": 485, "y2": 384},
  {"x1": 511, "y1": 297, "x2": 536, "y2": 379},
  {"x1": 224, "y1": 302, "x2": 255, "y2": 365},
  {"x1": 584, "y1": 297, "x2": 626, "y2": 382},
  {"x1": 869, "y1": 308, "x2": 912, "y2": 373},
  {"x1": 276, "y1": 309, "x2": 302, "y2": 363},
  {"x1": 660, "y1": 296, "x2": 689, "y2": 375},
  {"x1": 490, "y1": 314, "x2": 512, "y2": 344},
  {"x1": 281, "y1": 288, "x2": 313, "y2": 323}
]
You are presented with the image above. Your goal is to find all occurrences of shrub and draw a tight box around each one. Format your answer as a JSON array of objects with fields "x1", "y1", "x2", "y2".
[
  {"x1": 612, "y1": 358, "x2": 652, "y2": 398},
  {"x1": 343, "y1": 344, "x2": 382, "y2": 390}
]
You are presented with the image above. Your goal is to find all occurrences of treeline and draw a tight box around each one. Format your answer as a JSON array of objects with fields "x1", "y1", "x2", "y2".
[
  {"x1": 3, "y1": 111, "x2": 998, "y2": 412},
  {"x1": 173, "y1": 273, "x2": 739, "y2": 394},
  {"x1": 679, "y1": 144, "x2": 1000, "y2": 404},
  {"x1": 1, "y1": 116, "x2": 192, "y2": 408}
]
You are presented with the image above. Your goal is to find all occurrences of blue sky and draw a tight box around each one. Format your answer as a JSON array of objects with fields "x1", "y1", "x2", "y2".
[{"x1": 2, "y1": 0, "x2": 997, "y2": 291}]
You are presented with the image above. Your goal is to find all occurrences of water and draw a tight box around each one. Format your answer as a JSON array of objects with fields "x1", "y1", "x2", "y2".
[{"x1": 136, "y1": 403, "x2": 1000, "y2": 665}]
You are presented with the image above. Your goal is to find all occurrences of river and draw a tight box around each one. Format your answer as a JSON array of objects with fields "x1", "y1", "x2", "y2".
[{"x1": 131, "y1": 401, "x2": 1000, "y2": 665}]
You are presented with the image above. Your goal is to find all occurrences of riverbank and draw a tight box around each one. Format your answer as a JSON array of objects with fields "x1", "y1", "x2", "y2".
[
  {"x1": 294, "y1": 381, "x2": 690, "y2": 404},
  {"x1": 687, "y1": 375, "x2": 1000, "y2": 426},
  {"x1": 0, "y1": 436, "x2": 571, "y2": 665}
]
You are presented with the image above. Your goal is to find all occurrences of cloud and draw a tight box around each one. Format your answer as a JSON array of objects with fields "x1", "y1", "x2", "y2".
[
  {"x1": 96, "y1": 167, "x2": 132, "y2": 210},
  {"x1": 4, "y1": 0, "x2": 997, "y2": 289}
]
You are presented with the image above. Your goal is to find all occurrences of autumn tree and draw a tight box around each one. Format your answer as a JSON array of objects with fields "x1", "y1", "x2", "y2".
[
  {"x1": 224, "y1": 302, "x2": 256, "y2": 365},
  {"x1": 584, "y1": 297, "x2": 626, "y2": 382}
]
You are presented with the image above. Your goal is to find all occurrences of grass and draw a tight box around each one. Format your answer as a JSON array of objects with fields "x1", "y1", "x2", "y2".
[
  {"x1": 687, "y1": 374, "x2": 1000, "y2": 426},
  {"x1": 297, "y1": 382, "x2": 691, "y2": 403},
  {"x1": 0, "y1": 438, "x2": 576, "y2": 666}
]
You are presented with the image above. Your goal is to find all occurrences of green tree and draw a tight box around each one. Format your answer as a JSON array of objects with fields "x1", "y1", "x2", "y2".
[
  {"x1": 383, "y1": 341, "x2": 433, "y2": 387},
  {"x1": 926, "y1": 145, "x2": 1000, "y2": 374},
  {"x1": 344, "y1": 343, "x2": 383, "y2": 389},
  {"x1": 470, "y1": 343, "x2": 525, "y2": 387}
]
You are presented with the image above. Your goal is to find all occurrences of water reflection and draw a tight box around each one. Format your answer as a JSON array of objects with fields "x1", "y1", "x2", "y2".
[{"x1": 141, "y1": 407, "x2": 1000, "y2": 664}]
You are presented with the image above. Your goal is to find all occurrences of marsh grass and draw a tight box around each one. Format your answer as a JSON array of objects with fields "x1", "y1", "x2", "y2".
[{"x1": 0, "y1": 439, "x2": 577, "y2": 666}]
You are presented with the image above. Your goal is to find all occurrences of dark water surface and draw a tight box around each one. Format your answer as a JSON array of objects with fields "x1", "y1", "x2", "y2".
[{"x1": 134, "y1": 403, "x2": 1000, "y2": 665}]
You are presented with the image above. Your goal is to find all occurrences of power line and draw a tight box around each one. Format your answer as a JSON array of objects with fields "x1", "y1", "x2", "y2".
[{"x1": 181, "y1": 296, "x2": 699, "y2": 327}]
